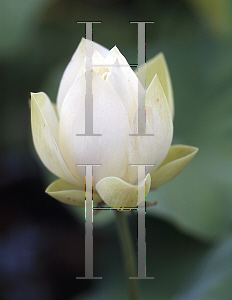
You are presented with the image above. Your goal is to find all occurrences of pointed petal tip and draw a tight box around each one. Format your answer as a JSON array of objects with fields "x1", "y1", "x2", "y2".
[
  {"x1": 143, "y1": 52, "x2": 174, "y2": 119},
  {"x1": 156, "y1": 52, "x2": 165, "y2": 59}
]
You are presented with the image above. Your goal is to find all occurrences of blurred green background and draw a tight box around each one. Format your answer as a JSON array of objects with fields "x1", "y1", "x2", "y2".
[{"x1": 1, "y1": 0, "x2": 232, "y2": 299}]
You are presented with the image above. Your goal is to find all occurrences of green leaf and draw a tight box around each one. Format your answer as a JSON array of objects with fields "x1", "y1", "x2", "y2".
[
  {"x1": 175, "y1": 234, "x2": 232, "y2": 300},
  {"x1": 0, "y1": 0, "x2": 54, "y2": 56}
]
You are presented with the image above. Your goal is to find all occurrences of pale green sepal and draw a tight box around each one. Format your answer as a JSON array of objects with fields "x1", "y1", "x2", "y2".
[
  {"x1": 151, "y1": 145, "x2": 199, "y2": 189},
  {"x1": 95, "y1": 174, "x2": 151, "y2": 208},
  {"x1": 46, "y1": 179, "x2": 102, "y2": 206},
  {"x1": 31, "y1": 92, "x2": 78, "y2": 186},
  {"x1": 138, "y1": 53, "x2": 174, "y2": 119}
]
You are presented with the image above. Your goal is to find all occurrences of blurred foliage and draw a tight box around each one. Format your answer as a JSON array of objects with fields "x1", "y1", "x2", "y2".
[
  {"x1": 1, "y1": 0, "x2": 232, "y2": 299},
  {"x1": 185, "y1": 0, "x2": 232, "y2": 37}
]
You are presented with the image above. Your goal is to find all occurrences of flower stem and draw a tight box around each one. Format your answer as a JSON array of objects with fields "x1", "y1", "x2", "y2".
[{"x1": 115, "y1": 210, "x2": 140, "y2": 300}]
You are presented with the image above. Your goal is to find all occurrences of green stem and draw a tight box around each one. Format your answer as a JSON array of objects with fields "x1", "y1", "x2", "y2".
[{"x1": 115, "y1": 210, "x2": 140, "y2": 300}]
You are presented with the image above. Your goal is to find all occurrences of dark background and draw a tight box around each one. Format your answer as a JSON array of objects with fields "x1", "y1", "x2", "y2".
[{"x1": 1, "y1": 0, "x2": 232, "y2": 299}]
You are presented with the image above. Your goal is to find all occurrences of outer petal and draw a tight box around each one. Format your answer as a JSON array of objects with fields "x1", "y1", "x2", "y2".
[
  {"x1": 151, "y1": 145, "x2": 199, "y2": 189},
  {"x1": 127, "y1": 74, "x2": 173, "y2": 183},
  {"x1": 57, "y1": 38, "x2": 109, "y2": 114},
  {"x1": 46, "y1": 179, "x2": 102, "y2": 206},
  {"x1": 31, "y1": 92, "x2": 78, "y2": 185},
  {"x1": 138, "y1": 53, "x2": 174, "y2": 119},
  {"x1": 96, "y1": 174, "x2": 151, "y2": 208},
  {"x1": 59, "y1": 72, "x2": 130, "y2": 186}
]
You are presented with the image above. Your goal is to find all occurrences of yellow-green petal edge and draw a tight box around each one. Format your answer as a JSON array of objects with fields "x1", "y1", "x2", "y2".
[
  {"x1": 151, "y1": 145, "x2": 199, "y2": 189},
  {"x1": 46, "y1": 179, "x2": 102, "y2": 206}
]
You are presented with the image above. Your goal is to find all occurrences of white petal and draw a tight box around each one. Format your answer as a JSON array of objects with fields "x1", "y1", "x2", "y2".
[
  {"x1": 127, "y1": 74, "x2": 173, "y2": 178},
  {"x1": 106, "y1": 46, "x2": 145, "y2": 108},
  {"x1": 88, "y1": 39, "x2": 109, "y2": 58},
  {"x1": 31, "y1": 92, "x2": 79, "y2": 185},
  {"x1": 59, "y1": 72, "x2": 130, "y2": 187},
  {"x1": 77, "y1": 48, "x2": 107, "y2": 79},
  {"x1": 57, "y1": 38, "x2": 109, "y2": 115},
  {"x1": 106, "y1": 58, "x2": 137, "y2": 126},
  {"x1": 92, "y1": 48, "x2": 109, "y2": 74}
]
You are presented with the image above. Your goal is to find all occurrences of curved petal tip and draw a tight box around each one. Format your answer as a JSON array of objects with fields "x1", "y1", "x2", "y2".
[
  {"x1": 151, "y1": 145, "x2": 199, "y2": 189},
  {"x1": 96, "y1": 174, "x2": 151, "y2": 208}
]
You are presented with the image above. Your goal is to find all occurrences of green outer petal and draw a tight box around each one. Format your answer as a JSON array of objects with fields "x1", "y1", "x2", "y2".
[
  {"x1": 46, "y1": 179, "x2": 102, "y2": 207},
  {"x1": 31, "y1": 92, "x2": 78, "y2": 186},
  {"x1": 127, "y1": 74, "x2": 173, "y2": 183},
  {"x1": 151, "y1": 145, "x2": 199, "y2": 189},
  {"x1": 96, "y1": 174, "x2": 151, "y2": 208},
  {"x1": 138, "y1": 53, "x2": 174, "y2": 119}
]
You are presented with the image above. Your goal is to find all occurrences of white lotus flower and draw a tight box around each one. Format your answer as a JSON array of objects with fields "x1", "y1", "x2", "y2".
[{"x1": 31, "y1": 38, "x2": 198, "y2": 207}]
